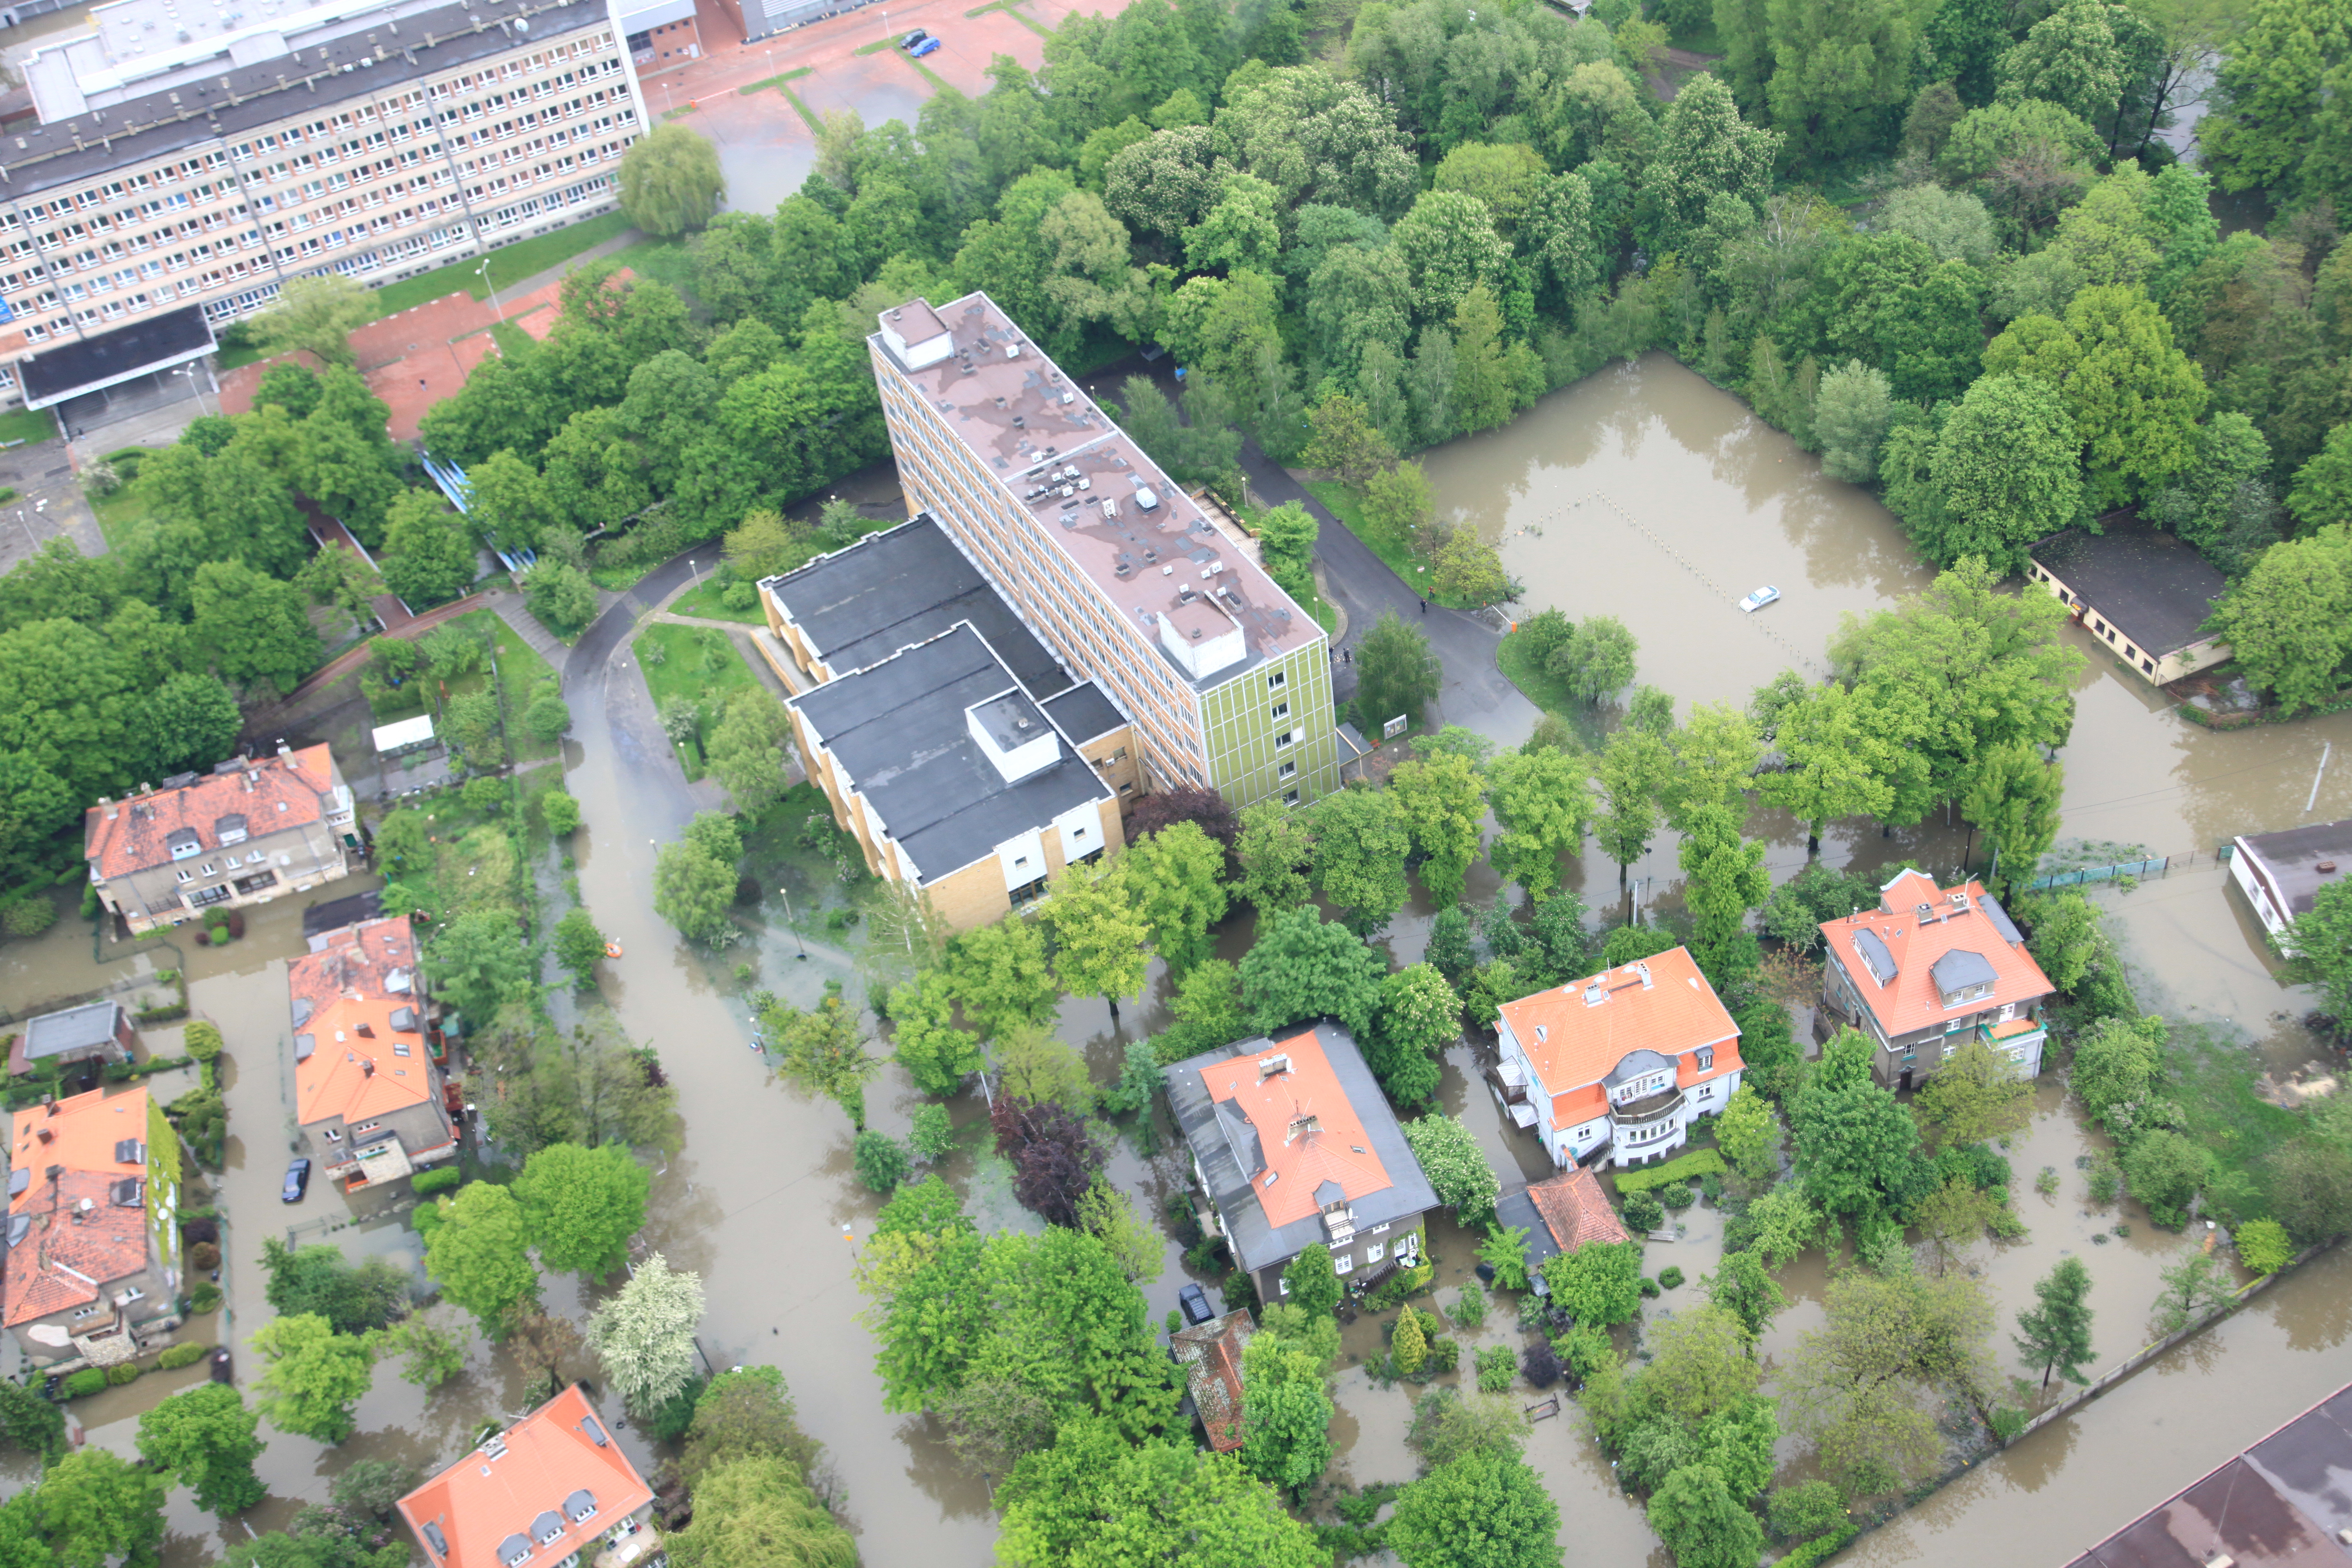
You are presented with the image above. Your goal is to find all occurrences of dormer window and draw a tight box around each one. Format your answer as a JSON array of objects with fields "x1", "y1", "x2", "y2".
[
  {"x1": 1696, "y1": 1047, "x2": 1714, "y2": 1071},
  {"x1": 531, "y1": 1511, "x2": 565, "y2": 1547}
]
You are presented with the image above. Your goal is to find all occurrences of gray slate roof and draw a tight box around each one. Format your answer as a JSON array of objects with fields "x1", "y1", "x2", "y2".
[
  {"x1": 1162, "y1": 1021, "x2": 1437, "y2": 1280},
  {"x1": 2031, "y1": 513, "x2": 2229, "y2": 658},
  {"x1": 22, "y1": 1002, "x2": 125, "y2": 1060},
  {"x1": 2239, "y1": 819, "x2": 2352, "y2": 922},
  {"x1": 1930, "y1": 948, "x2": 1999, "y2": 995},
  {"x1": 786, "y1": 622, "x2": 1111, "y2": 884}
]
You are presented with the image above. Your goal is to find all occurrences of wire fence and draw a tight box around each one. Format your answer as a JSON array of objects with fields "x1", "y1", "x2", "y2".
[{"x1": 2017, "y1": 845, "x2": 2236, "y2": 892}]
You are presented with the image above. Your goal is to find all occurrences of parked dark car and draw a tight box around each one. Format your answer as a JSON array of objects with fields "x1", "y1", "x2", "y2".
[
  {"x1": 1177, "y1": 1282, "x2": 1215, "y2": 1326},
  {"x1": 281, "y1": 1157, "x2": 312, "y2": 1203},
  {"x1": 209, "y1": 1348, "x2": 235, "y2": 1384},
  {"x1": 898, "y1": 28, "x2": 928, "y2": 48}
]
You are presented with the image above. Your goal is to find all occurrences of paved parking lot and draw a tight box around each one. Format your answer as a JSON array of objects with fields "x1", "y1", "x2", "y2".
[{"x1": 0, "y1": 434, "x2": 106, "y2": 573}]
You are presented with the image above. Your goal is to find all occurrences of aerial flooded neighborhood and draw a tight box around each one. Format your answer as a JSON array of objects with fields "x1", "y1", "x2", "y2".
[{"x1": 3, "y1": 0, "x2": 2352, "y2": 1562}]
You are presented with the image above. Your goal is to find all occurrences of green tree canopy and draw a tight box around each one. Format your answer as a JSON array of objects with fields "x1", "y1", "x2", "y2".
[
  {"x1": 136, "y1": 1385, "x2": 266, "y2": 1516},
  {"x1": 249, "y1": 1313, "x2": 377, "y2": 1444},
  {"x1": 1238, "y1": 905, "x2": 1387, "y2": 1039},
  {"x1": 513, "y1": 1142, "x2": 651, "y2": 1277},
  {"x1": 618, "y1": 124, "x2": 726, "y2": 236},
  {"x1": 423, "y1": 1181, "x2": 540, "y2": 1331}
]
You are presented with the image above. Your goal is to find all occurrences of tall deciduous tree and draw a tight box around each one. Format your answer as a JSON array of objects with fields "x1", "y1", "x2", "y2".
[
  {"x1": 1963, "y1": 740, "x2": 2065, "y2": 890},
  {"x1": 378, "y1": 490, "x2": 478, "y2": 609},
  {"x1": 1916, "y1": 1035, "x2": 2036, "y2": 1148},
  {"x1": 249, "y1": 1313, "x2": 377, "y2": 1443},
  {"x1": 1039, "y1": 856, "x2": 1150, "y2": 1021},
  {"x1": 589, "y1": 1251, "x2": 705, "y2": 1417},
  {"x1": 2209, "y1": 528, "x2": 2352, "y2": 714},
  {"x1": 137, "y1": 1385, "x2": 266, "y2": 1516},
  {"x1": 1388, "y1": 1451, "x2": 1560, "y2": 1568},
  {"x1": 423, "y1": 1181, "x2": 539, "y2": 1331},
  {"x1": 1239, "y1": 1332, "x2": 1334, "y2": 1492},
  {"x1": 1239, "y1": 906, "x2": 1387, "y2": 1039},
  {"x1": 997, "y1": 1419, "x2": 1325, "y2": 1567},
  {"x1": 1485, "y1": 747, "x2": 1591, "y2": 896},
  {"x1": 1355, "y1": 610, "x2": 1444, "y2": 734},
  {"x1": 1234, "y1": 801, "x2": 1315, "y2": 913},
  {"x1": 1309, "y1": 785, "x2": 1413, "y2": 936},
  {"x1": 1402, "y1": 1114, "x2": 1501, "y2": 1227},
  {"x1": 252, "y1": 274, "x2": 377, "y2": 366},
  {"x1": 1923, "y1": 374, "x2": 2083, "y2": 571},
  {"x1": 1640, "y1": 74, "x2": 1782, "y2": 255},
  {"x1": 1372, "y1": 963, "x2": 1463, "y2": 1108},
  {"x1": 1120, "y1": 820, "x2": 1228, "y2": 977},
  {"x1": 1390, "y1": 750, "x2": 1488, "y2": 906},
  {"x1": 31, "y1": 1450, "x2": 165, "y2": 1568},
  {"x1": 1592, "y1": 727, "x2": 1672, "y2": 898},
  {"x1": 513, "y1": 1142, "x2": 650, "y2": 1277},
  {"x1": 947, "y1": 916, "x2": 1059, "y2": 1040},
  {"x1": 767, "y1": 994, "x2": 882, "y2": 1127}
]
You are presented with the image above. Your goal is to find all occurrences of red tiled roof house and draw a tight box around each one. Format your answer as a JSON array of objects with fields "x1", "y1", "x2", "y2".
[
  {"x1": 292, "y1": 915, "x2": 456, "y2": 1192},
  {"x1": 1496, "y1": 1165, "x2": 1631, "y2": 1269},
  {"x1": 1816, "y1": 870, "x2": 2054, "y2": 1090},
  {"x1": 1163, "y1": 1022, "x2": 1440, "y2": 1305},
  {"x1": 399, "y1": 1384, "x2": 660, "y2": 1568},
  {"x1": 1496, "y1": 946, "x2": 1743, "y2": 1169},
  {"x1": 4, "y1": 1086, "x2": 184, "y2": 1367},
  {"x1": 85, "y1": 743, "x2": 356, "y2": 935}
]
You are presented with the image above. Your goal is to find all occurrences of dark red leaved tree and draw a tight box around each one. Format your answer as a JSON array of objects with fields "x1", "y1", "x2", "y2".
[{"x1": 989, "y1": 1096, "x2": 1106, "y2": 1228}]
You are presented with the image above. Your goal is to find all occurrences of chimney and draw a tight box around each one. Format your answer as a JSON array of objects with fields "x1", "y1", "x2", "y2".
[
  {"x1": 355, "y1": 1022, "x2": 375, "y2": 1038},
  {"x1": 276, "y1": 741, "x2": 293, "y2": 762},
  {"x1": 362, "y1": 1058, "x2": 375, "y2": 1078},
  {"x1": 36, "y1": 1127, "x2": 54, "y2": 1144},
  {"x1": 101, "y1": 796, "x2": 116, "y2": 820}
]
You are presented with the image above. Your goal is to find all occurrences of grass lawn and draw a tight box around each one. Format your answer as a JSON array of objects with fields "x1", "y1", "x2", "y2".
[
  {"x1": 0, "y1": 408, "x2": 57, "y2": 447},
  {"x1": 670, "y1": 578, "x2": 768, "y2": 624},
  {"x1": 2167, "y1": 1023, "x2": 2306, "y2": 1205},
  {"x1": 1496, "y1": 625, "x2": 1609, "y2": 748},
  {"x1": 632, "y1": 622, "x2": 761, "y2": 779},
  {"x1": 375, "y1": 212, "x2": 635, "y2": 315},
  {"x1": 1304, "y1": 478, "x2": 1478, "y2": 610},
  {"x1": 90, "y1": 473, "x2": 156, "y2": 552},
  {"x1": 480, "y1": 611, "x2": 565, "y2": 764}
]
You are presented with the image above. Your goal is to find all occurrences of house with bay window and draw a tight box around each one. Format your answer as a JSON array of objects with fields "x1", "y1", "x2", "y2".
[
  {"x1": 1495, "y1": 946, "x2": 1743, "y2": 1170},
  {"x1": 1163, "y1": 1023, "x2": 1438, "y2": 1306},
  {"x1": 1815, "y1": 870, "x2": 2054, "y2": 1091},
  {"x1": 399, "y1": 1383, "x2": 659, "y2": 1568}
]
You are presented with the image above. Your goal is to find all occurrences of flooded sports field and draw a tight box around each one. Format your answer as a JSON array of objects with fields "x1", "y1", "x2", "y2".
[{"x1": 6, "y1": 354, "x2": 2351, "y2": 1564}]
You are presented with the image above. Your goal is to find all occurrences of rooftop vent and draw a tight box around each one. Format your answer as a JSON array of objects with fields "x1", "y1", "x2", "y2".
[
  {"x1": 481, "y1": 1431, "x2": 508, "y2": 1459},
  {"x1": 1583, "y1": 983, "x2": 1608, "y2": 1006},
  {"x1": 1286, "y1": 1113, "x2": 1320, "y2": 1143},
  {"x1": 1258, "y1": 1054, "x2": 1290, "y2": 1080}
]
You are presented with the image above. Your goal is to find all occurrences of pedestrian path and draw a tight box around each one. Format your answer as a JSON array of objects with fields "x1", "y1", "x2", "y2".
[{"x1": 490, "y1": 592, "x2": 571, "y2": 679}]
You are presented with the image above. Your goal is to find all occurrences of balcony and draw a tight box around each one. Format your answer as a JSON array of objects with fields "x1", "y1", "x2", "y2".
[{"x1": 1609, "y1": 1088, "x2": 1686, "y2": 1131}]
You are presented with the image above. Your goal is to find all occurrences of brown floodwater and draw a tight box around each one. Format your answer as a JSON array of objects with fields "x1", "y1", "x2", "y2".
[{"x1": 8, "y1": 353, "x2": 2351, "y2": 1559}]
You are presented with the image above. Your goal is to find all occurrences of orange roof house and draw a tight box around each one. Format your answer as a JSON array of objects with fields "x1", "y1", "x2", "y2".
[
  {"x1": 291, "y1": 915, "x2": 454, "y2": 1191},
  {"x1": 1496, "y1": 946, "x2": 1743, "y2": 1170},
  {"x1": 1163, "y1": 1022, "x2": 1440, "y2": 1305},
  {"x1": 1817, "y1": 870, "x2": 2054, "y2": 1088},
  {"x1": 4, "y1": 1086, "x2": 182, "y2": 1366},
  {"x1": 399, "y1": 1384, "x2": 659, "y2": 1568},
  {"x1": 1171, "y1": 1310, "x2": 1256, "y2": 1452},
  {"x1": 84, "y1": 743, "x2": 355, "y2": 935}
]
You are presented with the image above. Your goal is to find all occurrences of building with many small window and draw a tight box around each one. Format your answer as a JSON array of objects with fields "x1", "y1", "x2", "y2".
[
  {"x1": 868, "y1": 294, "x2": 1338, "y2": 812},
  {"x1": 291, "y1": 913, "x2": 456, "y2": 1191},
  {"x1": 1163, "y1": 1023, "x2": 1437, "y2": 1307},
  {"x1": 2027, "y1": 513, "x2": 2232, "y2": 686},
  {"x1": 85, "y1": 743, "x2": 356, "y2": 935},
  {"x1": 3, "y1": 1085, "x2": 184, "y2": 1368},
  {"x1": 0, "y1": 0, "x2": 647, "y2": 407},
  {"x1": 1495, "y1": 946, "x2": 1745, "y2": 1171},
  {"x1": 1815, "y1": 870, "x2": 2054, "y2": 1089}
]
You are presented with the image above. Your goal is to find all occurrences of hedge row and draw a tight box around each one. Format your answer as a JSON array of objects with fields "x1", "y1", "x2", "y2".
[{"x1": 1612, "y1": 1149, "x2": 1727, "y2": 1194}]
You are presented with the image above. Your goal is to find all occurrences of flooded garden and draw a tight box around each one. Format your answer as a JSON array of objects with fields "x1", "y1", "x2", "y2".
[{"x1": 4, "y1": 351, "x2": 2348, "y2": 1565}]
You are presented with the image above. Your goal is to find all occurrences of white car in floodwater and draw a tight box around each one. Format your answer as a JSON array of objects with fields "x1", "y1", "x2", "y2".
[{"x1": 1739, "y1": 585, "x2": 1781, "y2": 613}]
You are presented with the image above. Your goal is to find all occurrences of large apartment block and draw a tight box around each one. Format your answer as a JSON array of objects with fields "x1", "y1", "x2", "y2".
[
  {"x1": 0, "y1": 0, "x2": 649, "y2": 406},
  {"x1": 868, "y1": 293, "x2": 1339, "y2": 812}
]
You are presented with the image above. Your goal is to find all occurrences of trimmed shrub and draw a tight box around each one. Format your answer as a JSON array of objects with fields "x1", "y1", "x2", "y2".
[
  {"x1": 157, "y1": 1344, "x2": 207, "y2": 1370},
  {"x1": 1638, "y1": 1275, "x2": 1661, "y2": 1298},
  {"x1": 188, "y1": 1282, "x2": 222, "y2": 1313},
  {"x1": 60, "y1": 1370, "x2": 106, "y2": 1398},
  {"x1": 189, "y1": 1242, "x2": 221, "y2": 1271},
  {"x1": 1656, "y1": 1181, "x2": 1695, "y2": 1210},
  {"x1": 1781, "y1": 1527, "x2": 1860, "y2": 1567},
  {"x1": 1769, "y1": 1480, "x2": 1849, "y2": 1543},
  {"x1": 1657, "y1": 1265, "x2": 1685, "y2": 1290},
  {"x1": 2237, "y1": 1217, "x2": 2295, "y2": 1274},
  {"x1": 1622, "y1": 1189, "x2": 1666, "y2": 1233},
  {"x1": 3, "y1": 897, "x2": 58, "y2": 937},
  {"x1": 411, "y1": 1167, "x2": 463, "y2": 1196},
  {"x1": 1474, "y1": 1343, "x2": 1516, "y2": 1392},
  {"x1": 105, "y1": 1362, "x2": 142, "y2": 1385}
]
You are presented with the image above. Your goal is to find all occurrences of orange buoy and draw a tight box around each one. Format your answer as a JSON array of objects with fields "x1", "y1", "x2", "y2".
[{"x1": 605, "y1": 941, "x2": 624, "y2": 959}]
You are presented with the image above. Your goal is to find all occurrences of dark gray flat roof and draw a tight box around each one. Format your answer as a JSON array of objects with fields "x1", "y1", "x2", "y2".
[
  {"x1": 18, "y1": 305, "x2": 211, "y2": 408},
  {"x1": 0, "y1": 0, "x2": 611, "y2": 199},
  {"x1": 23, "y1": 1001, "x2": 124, "y2": 1058},
  {"x1": 2066, "y1": 1383, "x2": 2352, "y2": 1568},
  {"x1": 1494, "y1": 1187, "x2": 1563, "y2": 1267},
  {"x1": 2238, "y1": 819, "x2": 2352, "y2": 923},
  {"x1": 1041, "y1": 682, "x2": 1124, "y2": 745},
  {"x1": 1162, "y1": 1022, "x2": 1437, "y2": 1280},
  {"x1": 2031, "y1": 513, "x2": 2229, "y2": 658},
  {"x1": 761, "y1": 515, "x2": 1070, "y2": 697},
  {"x1": 787, "y1": 622, "x2": 1109, "y2": 884}
]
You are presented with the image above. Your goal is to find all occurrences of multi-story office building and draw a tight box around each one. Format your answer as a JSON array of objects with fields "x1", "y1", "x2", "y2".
[
  {"x1": 868, "y1": 293, "x2": 1339, "y2": 811},
  {"x1": 0, "y1": 0, "x2": 649, "y2": 407}
]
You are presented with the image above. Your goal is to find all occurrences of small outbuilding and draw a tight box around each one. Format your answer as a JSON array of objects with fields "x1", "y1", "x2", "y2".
[
  {"x1": 1171, "y1": 1310, "x2": 1256, "y2": 1452},
  {"x1": 2230, "y1": 818, "x2": 2352, "y2": 952},
  {"x1": 9, "y1": 1001, "x2": 137, "y2": 1077},
  {"x1": 2028, "y1": 514, "x2": 2231, "y2": 685}
]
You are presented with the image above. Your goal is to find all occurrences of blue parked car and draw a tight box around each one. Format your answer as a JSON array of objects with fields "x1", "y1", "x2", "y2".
[
  {"x1": 282, "y1": 1157, "x2": 312, "y2": 1203},
  {"x1": 909, "y1": 34, "x2": 942, "y2": 55}
]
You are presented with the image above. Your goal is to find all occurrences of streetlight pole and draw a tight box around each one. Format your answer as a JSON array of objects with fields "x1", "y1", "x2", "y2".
[
  {"x1": 477, "y1": 257, "x2": 506, "y2": 324},
  {"x1": 779, "y1": 888, "x2": 807, "y2": 959}
]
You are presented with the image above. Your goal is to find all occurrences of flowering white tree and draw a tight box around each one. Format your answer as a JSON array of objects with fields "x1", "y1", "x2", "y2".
[{"x1": 587, "y1": 1252, "x2": 704, "y2": 1416}]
